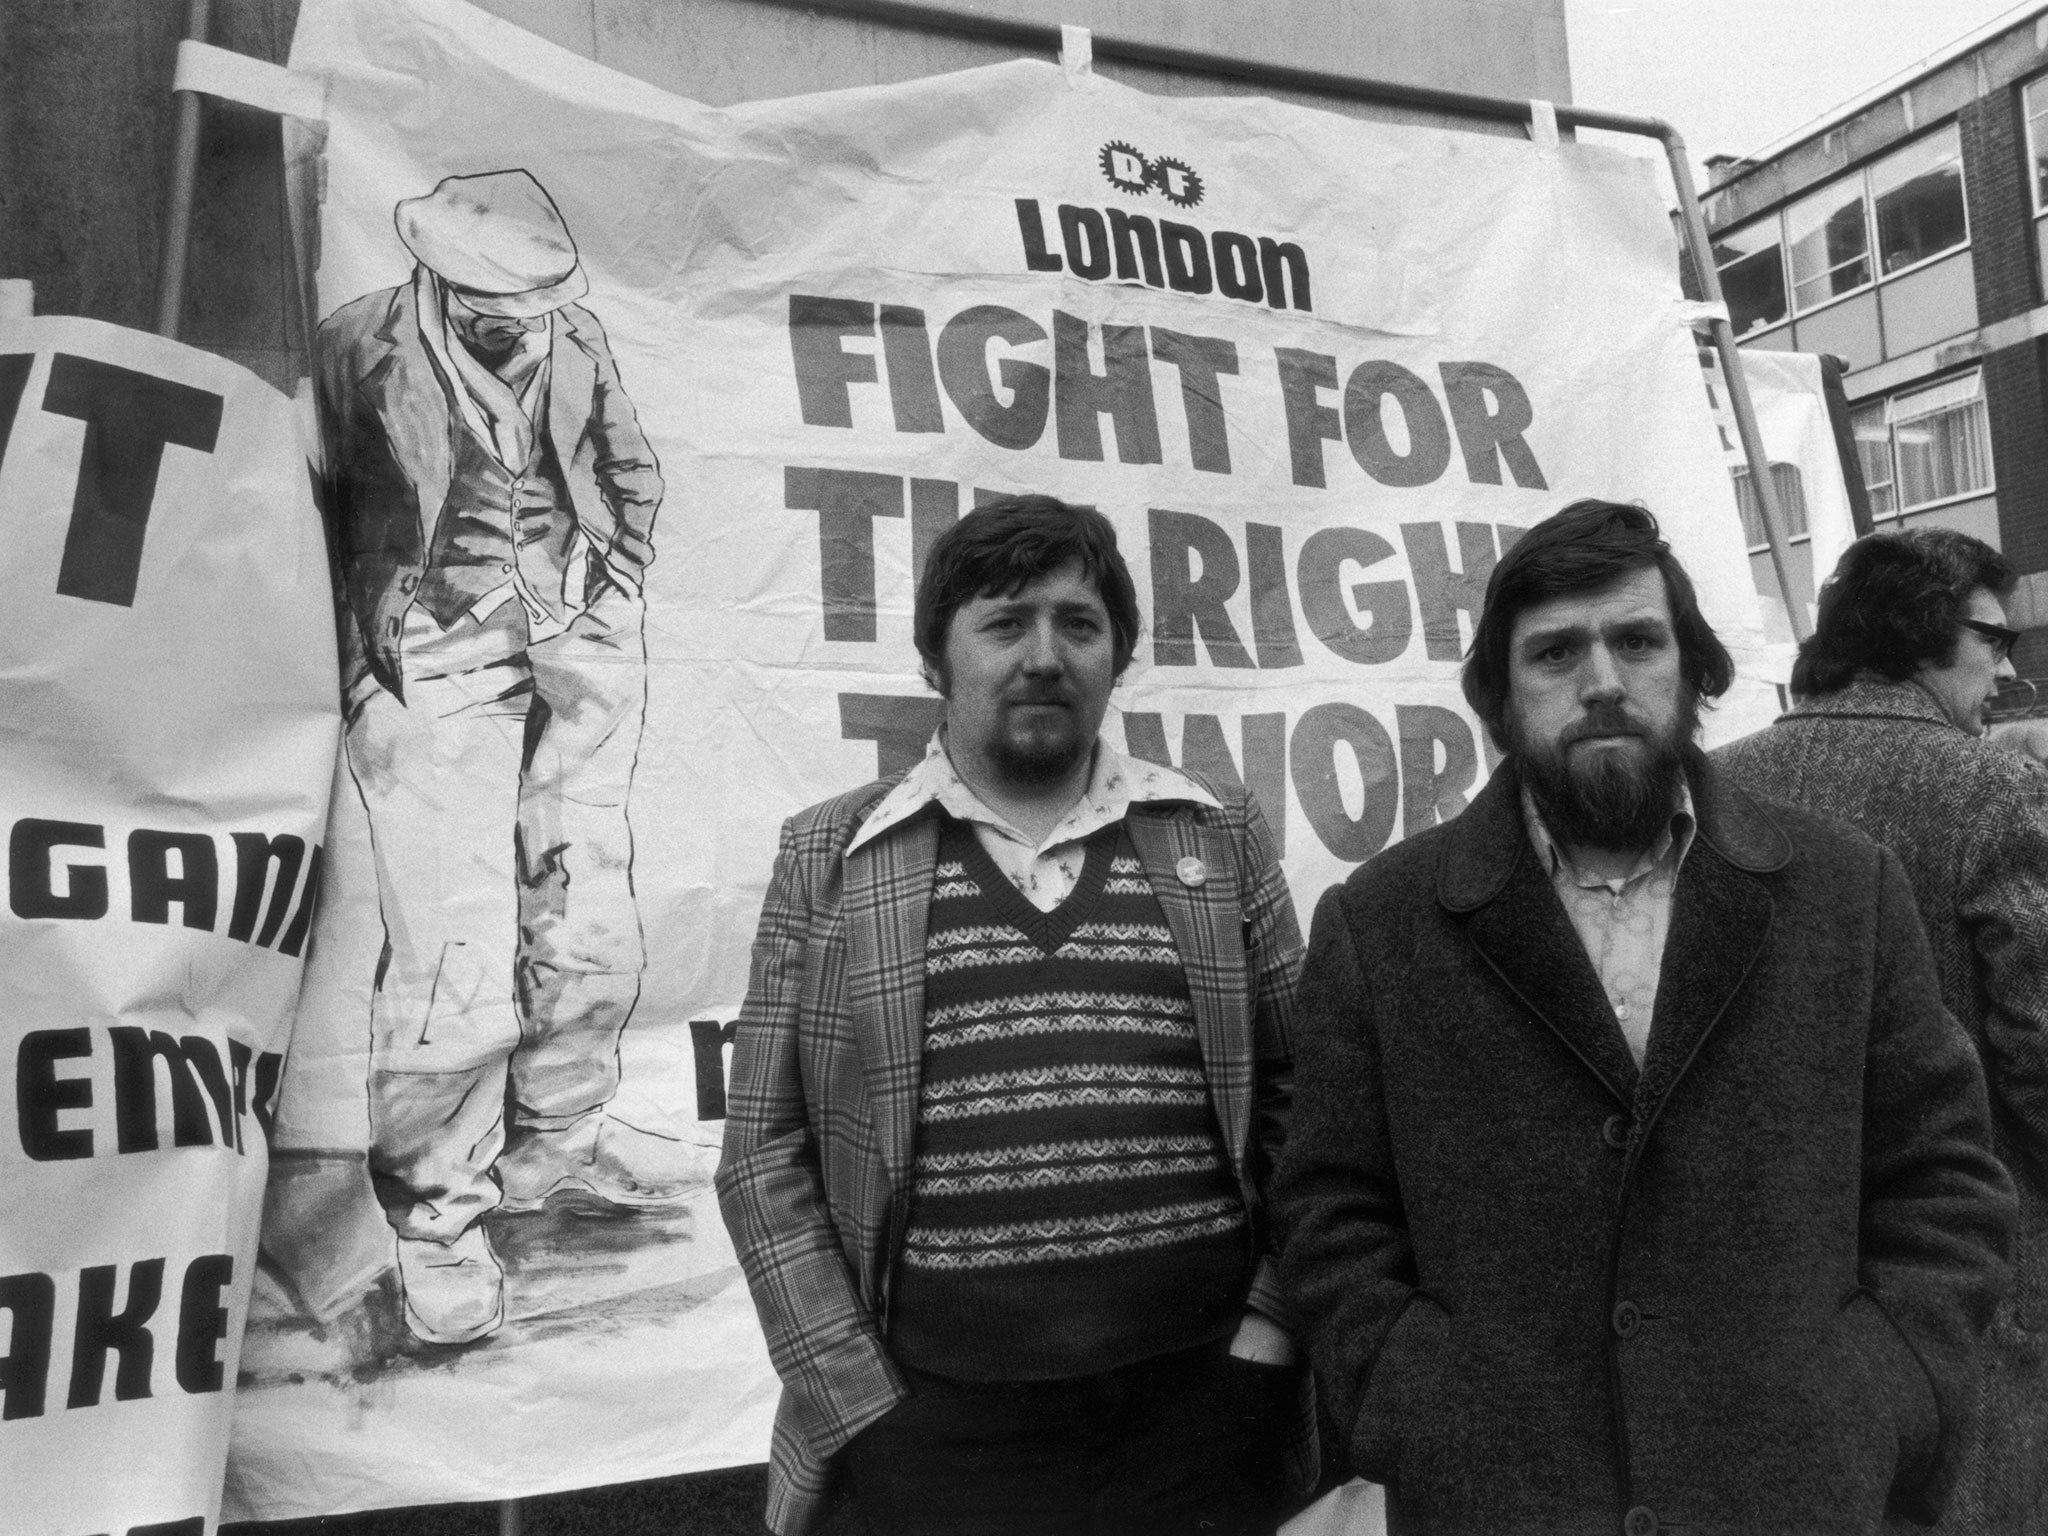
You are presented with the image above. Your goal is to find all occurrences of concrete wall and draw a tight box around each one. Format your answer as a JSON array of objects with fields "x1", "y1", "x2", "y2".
[{"x1": 1, "y1": 0, "x2": 1570, "y2": 390}]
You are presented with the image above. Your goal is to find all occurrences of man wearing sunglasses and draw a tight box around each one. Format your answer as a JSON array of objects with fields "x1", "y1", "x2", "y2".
[{"x1": 1718, "y1": 526, "x2": 2048, "y2": 1534}]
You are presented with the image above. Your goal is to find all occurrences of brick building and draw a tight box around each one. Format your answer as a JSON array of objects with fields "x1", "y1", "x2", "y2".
[{"x1": 1701, "y1": 6, "x2": 2048, "y2": 677}]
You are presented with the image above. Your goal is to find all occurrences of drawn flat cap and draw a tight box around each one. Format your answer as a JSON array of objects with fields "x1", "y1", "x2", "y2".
[{"x1": 395, "y1": 169, "x2": 588, "y2": 318}]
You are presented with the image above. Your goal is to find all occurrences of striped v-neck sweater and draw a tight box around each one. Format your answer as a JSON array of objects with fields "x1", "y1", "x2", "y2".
[{"x1": 886, "y1": 815, "x2": 1250, "y2": 1380}]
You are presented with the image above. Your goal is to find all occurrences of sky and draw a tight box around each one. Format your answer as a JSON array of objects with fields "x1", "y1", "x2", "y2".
[{"x1": 1565, "y1": 0, "x2": 2035, "y2": 184}]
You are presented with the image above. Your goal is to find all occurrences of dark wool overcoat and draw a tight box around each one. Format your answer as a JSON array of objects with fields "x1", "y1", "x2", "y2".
[
  {"x1": 1717, "y1": 678, "x2": 2048, "y2": 1534},
  {"x1": 1274, "y1": 760, "x2": 2014, "y2": 1536}
]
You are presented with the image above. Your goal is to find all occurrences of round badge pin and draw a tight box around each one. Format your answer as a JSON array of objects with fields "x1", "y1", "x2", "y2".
[{"x1": 1175, "y1": 856, "x2": 1207, "y2": 887}]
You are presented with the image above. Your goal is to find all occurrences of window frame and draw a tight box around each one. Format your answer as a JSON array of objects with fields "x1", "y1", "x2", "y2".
[
  {"x1": 1730, "y1": 460, "x2": 1812, "y2": 555},
  {"x1": 1868, "y1": 125, "x2": 1969, "y2": 280},
  {"x1": 2020, "y1": 73, "x2": 2048, "y2": 304},
  {"x1": 2024, "y1": 73, "x2": 2048, "y2": 217},
  {"x1": 1786, "y1": 172, "x2": 1875, "y2": 313},
  {"x1": 1711, "y1": 219, "x2": 1790, "y2": 339},
  {"x1": 1708, "y1": 122, "x2": 1971, "y2": 329},
  {"x1": 1850, "y1": 366, "x2": 1996, "y2": 524}
]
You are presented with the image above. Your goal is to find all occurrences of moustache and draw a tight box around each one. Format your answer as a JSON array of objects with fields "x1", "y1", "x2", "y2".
[{"x1": 1562, "y1": 704, "x2": 1647, "y2": 746}]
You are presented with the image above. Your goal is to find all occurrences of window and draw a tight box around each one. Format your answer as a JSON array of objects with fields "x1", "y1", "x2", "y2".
[
  {"x1": 1730, "y1": 462, "x2": 1810, "y2": 550},
  {"x1": 1852, "y1": 404, "x2": 1897, "y2": 517},
  {"x1": 1892, "y1": 373, "x2": 1992, "y2": 507},
  {"x1": 1713, "y1": 221, "x2": 1787, "y2": 337},
  {"x1": 2026, "y1": 76, "x2": 2048, "y2": 213},
  {"x1": 1725, "y1": 126, "x2": 1969, "y2": 319},
  {"x1": 2023, "y1": 77, "x2": 2048, "y2": 298},
  {"x1": 1871, "y1": 126, "x2": 1966, "y2": 275},
  {"x1": 1787, "y1": 176, "x2": 1872, "y2": 310},
  {"x1": 1850, "y1": 370, "x2": 1993, "y2": 520}
]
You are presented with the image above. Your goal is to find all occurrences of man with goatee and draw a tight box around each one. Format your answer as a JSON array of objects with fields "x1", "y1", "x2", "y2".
[
  {"x1": 721, "y1": 496, "x2": 1312, "y2": 1536},
  {"x1": 1274, "y1": 500, "x2": 2014, "y2": 1536}
]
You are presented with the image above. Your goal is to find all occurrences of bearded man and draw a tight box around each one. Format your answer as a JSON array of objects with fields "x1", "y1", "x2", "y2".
[{"x1": 1274, "y1": 500, "x2": 2014, "y2": 1535}]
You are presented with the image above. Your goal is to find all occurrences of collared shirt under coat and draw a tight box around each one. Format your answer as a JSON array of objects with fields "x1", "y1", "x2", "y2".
[
  {"x1": 850, "y1": 735, "x2": 1223, "y2": 912},
  {"x1": 1522, "y1": 785, "x2": 1696, "y2": 1065}
]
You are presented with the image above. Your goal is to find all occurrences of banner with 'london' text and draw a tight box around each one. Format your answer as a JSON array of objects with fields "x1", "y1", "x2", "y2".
[{"x1": 226, "y1": 0, "x2": 1774, "y2": 1516}]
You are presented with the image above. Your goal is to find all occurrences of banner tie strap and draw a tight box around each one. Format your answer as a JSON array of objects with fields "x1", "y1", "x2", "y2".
[
  {"x1": 1526, "y1": 98, "x2": 1559, "y2": 155},
  {"x1": 173, "y1": 40, "x2": 328, "y2": 121},
  {"x1": 1061, "y1": 26, "x2": 1095, "y2": 85}
]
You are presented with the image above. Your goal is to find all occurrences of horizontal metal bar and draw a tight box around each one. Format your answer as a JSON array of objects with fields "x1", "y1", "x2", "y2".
[{"x1": 750, "y1": 0, "x2": 1675, "y2": 144}]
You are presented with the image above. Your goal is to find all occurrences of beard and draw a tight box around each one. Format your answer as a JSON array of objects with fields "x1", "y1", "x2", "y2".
[
  {"x1": 985, "y1": 700, "x2": 1090, "y2": 786},
  {"x1": 1510, "y1": 694, "x2": 1704, "y2": 856}
]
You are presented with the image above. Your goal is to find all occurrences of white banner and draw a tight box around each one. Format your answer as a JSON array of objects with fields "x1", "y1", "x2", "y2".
[
  {"x1": 1701, "y1": 345, "x2": 1858, "y2": 650},
  {"x1": 227, "y1": 0, "x2": 1774, "y2": 1517},
  {"x1": 0, "y1": 317, "x2": 338, "y2": 1536}
]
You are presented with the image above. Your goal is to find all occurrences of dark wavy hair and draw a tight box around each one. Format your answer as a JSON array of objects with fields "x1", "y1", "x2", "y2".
[
  {"x1": 1462, "y1": 499, "x2": 1734, "y2": 751},
  {"x1": 1792, "y1": 528, "x2": 2014, "y2": 697},
  {"x1": 914, "y1": 495, "x2": 1141, "y2": 691}
]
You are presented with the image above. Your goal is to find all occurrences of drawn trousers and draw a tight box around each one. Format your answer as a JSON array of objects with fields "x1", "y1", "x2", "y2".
[{"x1": 346, "y1": 577, "x2": 647, "y2": 1243}]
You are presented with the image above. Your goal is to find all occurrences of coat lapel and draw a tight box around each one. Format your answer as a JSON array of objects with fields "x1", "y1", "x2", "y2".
[
  {"x1": 1129, "y1": 806, "x2": 1251, "y2": 1165},
  {"x1": 551, "y1": 312, "x2": 603, "y2": 531},
  {"x1": 842, "y1": 810, "x2": 940, "y2": 1190},
  {"x1": 1441, "y1": 767, "x2": 1638, "y2": 1106},
  {"x1": 1631, "y1": 767, "x2": 1787, "y2": 1128},
  {"x1": 358, "y1": 288, "x2": 451, "y2": 549}
]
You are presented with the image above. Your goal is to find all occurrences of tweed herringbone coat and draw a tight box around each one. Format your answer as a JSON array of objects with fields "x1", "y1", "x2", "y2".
[
  {"x1": 716, "y1": 768, "x2": 1306, "y2": 1536},
  {"x1": 1718, "y1": 678, "x2": 2048, "y2": 1534},
  {"x1": 1275, "y1": 761, "x2": 2013, "y2": 1536}
]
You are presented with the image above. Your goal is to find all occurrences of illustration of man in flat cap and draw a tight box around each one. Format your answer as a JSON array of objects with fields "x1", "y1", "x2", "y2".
[{"x1": 316, "y1": 168, "x2": 699, "y2": 1345}]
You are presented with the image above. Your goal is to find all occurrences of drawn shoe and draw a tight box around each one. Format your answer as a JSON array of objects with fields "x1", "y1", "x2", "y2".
[
  {"x1": 396, "y1": 1226, "x2": 504, "y2": 1346},
  {"x1": 495, "y1": 1112, "x2": 714, "y2": 1214}
]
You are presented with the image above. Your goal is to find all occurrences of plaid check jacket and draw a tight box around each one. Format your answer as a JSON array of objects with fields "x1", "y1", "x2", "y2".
[{"x1": 716, "y1": 764, "x2": 1307, "y2": 1535}]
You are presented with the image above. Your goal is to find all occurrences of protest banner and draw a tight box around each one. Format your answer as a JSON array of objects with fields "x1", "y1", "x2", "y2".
[
  {"x1": 1700, "y1": 345, "x2": 1859, "y2": 651},
  {"x1": 0, "y1": 316, "x2": 339, "y2": 1536},
  {"x1": 225, "y1": 0, "x2": 1776, "y2": 1517}
]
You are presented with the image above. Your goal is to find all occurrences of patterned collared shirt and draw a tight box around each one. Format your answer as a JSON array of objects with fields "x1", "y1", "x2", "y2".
[
  {"x1": 1522, "y1": 784, "x2": 1696, "y2": 1066},
  {"x1": 848, "y1": 733, "x2": 1221, "y2": 911}
]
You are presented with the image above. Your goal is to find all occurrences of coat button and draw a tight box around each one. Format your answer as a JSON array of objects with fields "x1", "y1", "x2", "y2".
[
  {"x1": 1624, "y1": 1506, "x2": 1657, "y2": 1536},
  {"x1": 1602, "y1": 1113, "x2": 1628, "y2": 1150},
  {"x1": 1612, "y1": 1300, "x2": 1641, "y2": 1338},
  {"x1": 399, "y1": 574, "x2": 419, "y2": 594},
  {"x1": 1175, "y1": 856, "x2": 1207, "y2": 887}
]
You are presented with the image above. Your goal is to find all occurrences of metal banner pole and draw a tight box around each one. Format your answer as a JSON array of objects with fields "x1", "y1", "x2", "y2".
[
  {"x1": 1658, "y1": 130, "x2": 1810, "y2": 643},
  {"x1": 153, "y1": 0, "x2": 213, "y2": 339},
  {"x1": 498, "y1": 1497, "x2": 524, "y2": 1535}
]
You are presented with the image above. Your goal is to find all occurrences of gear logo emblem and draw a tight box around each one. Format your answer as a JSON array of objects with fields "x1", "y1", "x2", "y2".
[
  {"x1": 1148, "y1": 156, "x2": 1203, "y2": 208},
  {"x1": 1097, "y1": 141, "x2": 1204, "y2": 207},
  {"x1": 1099, "y1": 141, "x2": 1150, "y2": 195}
]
